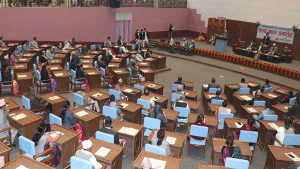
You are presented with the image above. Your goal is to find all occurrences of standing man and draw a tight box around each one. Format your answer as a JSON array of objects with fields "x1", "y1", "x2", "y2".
[
  {"x1": 168, "y1": 24, "x2": 174, "y2": 39},
  {"x1": 117, "y1": 36, "x2": 123, "y2": 46},
  {"x1": 143, "y1": 28, "x2": 150, "y2": 47},
  {"x1": 135, "y1": 29, "x2": 140, "y2": 41},
  {"x1": 104, "y1": 36, "x2": 112, "y2": 48},
  {"x1": 263, "y1": 32, "x2": 270, "y2": 45},
  {"x1": 140, "y1": 29, "x2": 145, "y2": 48}
]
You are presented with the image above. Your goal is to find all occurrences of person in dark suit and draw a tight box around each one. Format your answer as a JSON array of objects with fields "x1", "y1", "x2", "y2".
[
  {"x1": 208, "y1": 77, "x2": 220, "y2": 89},
  {"x1": 71, "y1": 37, "x2": 76, "y2": 47},
  {"x1": 143, "y1": 28, "x2": 150, "y2": 47},
  {"x1": 263, "y1": 32, "x2": 270, "y2": 45},
  {"x1": 99, "y1": 116, "x2": 120, "y2": 144},
  {"x1": 140, "y1": 29, "x2": 145, "y2": 48},
  {"x1": 168, "y1": 24, "x2": 174, "y2": 39},
  {"x1": 117, "y1": 36, "x2": 123, "y2": 46},
  {"x1": 209, "y1": 89, "x2": 223, "y2": 103},
  {"x1": 135, "y1": 29, "x2": 140, "y2": 40},
  {"x1": 287, "y1": 97, "x2": 300, "y2": 119}
]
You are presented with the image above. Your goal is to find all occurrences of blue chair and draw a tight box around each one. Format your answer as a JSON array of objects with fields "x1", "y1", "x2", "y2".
[
  {"x1": 175, "y1": 107, "x2": 190, "y2": 129},
  {"x1": 144, "y1": 117, "x2": 161, "y2": 136},
  {"x1": 70, "y1": 156, "x2": 93, "y2": 169},
  {"x1": 66, "y1": 62, "x2": 70, "y2": 72},
  {"x1": 95, "y1": 131, "x2": 115, "y2": 144},
  {"x1": 137, "y1": 98, "x2": 151, "y2": 116},
  {"x1": 239, "y1": 88, "x2": 250, "y2": 94},
  {"x1": 133, "y1": 84, "x2": 144, "y2": 94},
  {"x1": 217, "y1": 113, "x2": 234, "y2": 129},
  {"x1": 171, "y1": 92, "x2": 182, "y2": 102},
  {"x1": 102, "y1": 105, "x2": 119, "y2": 120},
  {"x1": 145, "y1": 144, "x2": 167, "y2": 156},
  {"x1": 90, "y1": 44, "x2": 97, "y2": 51},
  {"x1": 19, "y1": 136, "x2": 51, "y2": 162},
  {"x1": 98, "y1": 55, "x2": 102, "y2": 62},
  {"x1": 263, "y1": 114, "x2": 278, "y2": 121},
  {"x1": 73, "y1": 92, "x2": 85, "y2": 107},
  {"x1": 264, "y1": 87, "x2": 272, "y2": 92},
  {"x1": 70, "y1": 70, "x2": 85, "y2": 91},
  {"x1": 253, "y1": 101, "x2": 266, "y2": 106},
  {"x1": 239, "y1": 131, "x2": 258, "y2": 143},
  {"x1": 211, "y1": 99, "x2": 224, "y2": 105},
  {"x1": 208, "y1": 88, "x2": 220, "y2": 94},
  {"x1": 34, "y1": 70, "x2": 51, "y2": 92},
  {"x1": 108, "y1": 89, "x2": 121, "y2": 101},
  {"x1": 22, "y1": 95, "x2": 42, "y2": 115},
  {"x1": 289, "y1": 97, "x2": 297, "y2": 106},
  {"x1": 283, "y1": 134, "x2": 300, "y2": 146},
  {"x1": 94, "y1": 61, "x2": 98, "y2": 68},
  {"x1": 188, "y1": 125, "x2": 208, "y2": 156},
  {"x1": 131, "y1": 44, "x2": 136, "y2": 50},
  {"x1": 49, "y1": 113, "x2": 62, "y2": 126},
  {"x1": 225, "y1": 158, "x2": 249, "y2": 169},
  {"x1": 171, "y1": 84, "x2": 179, "y2": 92}
]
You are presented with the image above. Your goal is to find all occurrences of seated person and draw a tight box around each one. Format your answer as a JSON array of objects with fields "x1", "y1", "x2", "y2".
[
  {"x1": 99, "y1": 116, "x2": 125, "y2": 146},
  {"x1": 134, "y1": 53, "x2": 144, "y2": 62},
  {"x1": 104, "y1": 36, "x2": 112, "y2": 48},
  {"x1": 281, "y1": 46, "x2": 290, "y2": 60},
  {"x1": 106, "y1": 48, "x2": 116, "y2": 61},
  {"x1": 75, "y1": 64, "x2": 86, "y2": 82},
  {"x1": 60, "y1": 101, "x2": 77, "y2": 128},
  {"x1": 215, "y1": 101, "x2": 232, "y2": 118},
  {"x1": 220, "y1": 137, "x2": 235, "y2": 166},
  {"x1": 280, "y1": 90, "x2": 294, "y2": 104},
  {"x1": 31, "y1": 37, "x2": 39, "y2": 48},
  {"x1": 252, "y1": 103, "x2": 275, "y2": 127},
  {"x1": 185, "y1": 40, "x2": 195, "y2": 55},
  {"x1": 114, "y1": 78, "x2": 126, "y2": 99},
  {"x1": 63, "y1": 40, "x2": 72, "y2": 50},
  {"x1": 269, "y1": 43, "x2": 278, "y2": 55},
  {"x1": 39, "y1": 61, "x2": 52, "y2": 82},
  {"x1": 209, "y1": 89, "x2": 223, "y2": 103},
  {"x1": 144, "y1": 49, "x2": 152, "y2": 58},
  {"x1": 107, "y1": 95, "x2": 121, "y2": 115},
  {"x1": 151, "y1": 129, "x2": 171, "y2": 155},
  {"x1": 129, "y1": 55, "x2": 137, "y2": 67},
  {"x1": 173, "y1": 95, "x2": 189, "y2": 109},
  {"x1": 274, "y1": 118, "x2": 294, "y2": 146},
  {"x1": 168, "y1": 38, "x2": 176, "y2": 53},
  {"x1": 151, "y1": 104, "x2": 168, "y2": 128},
  {"x1": 76, "y1": 90, "x2": 100, "y2": 112},
  {"x1": 23, "y1": 87, "x2": 47, "y2": 110},
  {"x1": 71, "y1": 37, "x2": 76, "y2": 47},
  {"x1": 75, "y1": 140, "x2": 102, "y2": 169},
  {"x1": 287, "y1": 97, "x2": 300, "y2": 119},
  {"x1": 208, "y1": 77, "x2": 220, "y2": 89},
  {"x1": 97, "y1": 57, "x2": 106, "y2": 69},
  {"x1": 22, "y1": 41, "x2": 30, "y2": 52},
  {"x1": 191, "y1": 114, "x2": 207, "y2": 140},
  {"x1": 179, "y1": 38, "x2": 188, "y2": 54},
  {"x1": 144, "y1": 89, "x2": 155, "y2": 107},
  {"x1": 236, "y1": 117, "x2": 257, "y2": 138},
  {"x1": 174, "y1": 76, "x2": 185, "y2": 89},
  {"x1": 0, "y1": 99, "x2": 9, "y2": 139},
  {"x1": 237, "y1": 78, "x2": 248, "y2": 89},
  {"x1": 245, "y1": 40, "x2": 255, "y2": 50},
  {"x1": 129, "y1": 62, "x2": 139, "y2": 76},
  {"x1": 1, "y1": 64, "x2": 12, "y2": 85},
  {"x1": 0, "y1": 36, "x2": 5, "y2": 47},
  {"x1": 250, "y1": 88, "x2": 264, "y2": 105},
  {"x1": 260, "y1": 79, "x2": 271, "y2": 91}
]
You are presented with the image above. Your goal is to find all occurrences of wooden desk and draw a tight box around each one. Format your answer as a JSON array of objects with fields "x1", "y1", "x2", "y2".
[
  {"x1": 147, "y1": 130, "x2": 186, "y2": 158},
  {"x1": 7, "y1": 109, "x2": 43, "y2": 139},
  {"x1": 138, "y1": 62, "x2": 150, "y2": 68},
  {"x1": 162, "y1": 108, "x2": 179, "y2": 132},
  {"x1": 82, "y1": 55, "x2": 97, "y2": 62},
  {"x1": 264, "y1": 145, "x2": 300, "y2": 169},
  {"x1": 116, "y1": 53, "x2": 130, "y2": 60},
  {"x1": 53, "y1": 70, "x2": 70, "y2": 93},
  {"x1": 118, "y1": 100, "x2": 142, "y2": 124},
  {"x1": 272, "y1": 103, "x2": 291, "y2": 120},
  {"x1": 198, "y1": 164, "x2": 230, "y2": 169},
  {"x1": 140, "y1": 93, "x2": 169, "y2": 109},
  {"x1": 51, "y1": 124, "x2": 79, "y2": 168},
  {"x1": 40, "y1": 93, "x2": 68, "y2": 117},
  {"x1": 111, "y1": 57, "x2": 125, "y2": 67},
  {"x1": 139, "y1": 68, "x2": 155, "y2": 82},
  {"x1": 29, "y1": 48, "x2": 44, "y2": 55},
  {"x1": 40, "y1": 44, "x2": 52, "y2": 49},
  {"x1": 295, "y1": 121, "x2": 300, "y2": 134},
  {"x1": 108, "y1": 62, "x2": 121, "y2": 70},
  {"x1": 54, "y1": 53, "x2": 68, "y2": 65},
  {"x1": 241, "y1": 105, "x2": 265, "y2": 119},
  {"x1": 85, "y1": 69, "x2": 101, "y2": 89},
  {"x1": 175, "y1": 100, "x2": 200, "y2": 113},
  {"x1": 48, "y1": 64, "x2": 63, "y2": 72},
  {"x1": 89, "y1": 138, "x2": 124, "y2": 169},
  {"x1": 247, "y1": 81, "x2": 261, "y2": 92},
  {"x1": 13, "y1": 63, "x2": 28, "y2": 74},
  {"x1": 274, "y1": 87, "x2": 290, "y2": 101},
  {"x1": 49, "y1": 59, "x2": 63, "y2": 67},
  {"x1": 261, "y1": 92, "x2": 281, "y2": 105},
  {"x1": 16, "y1": 72, "x2": 33, "y2": 95},
  {"x1": 0, "y1": 142, "x2": 11, "y2": 163},
  {"x1": 224, "y1": 118, "x2": 248, "y2": 139},
  {"x1": 82, "y1": 64, "x2": 95, "y2": 70},
  {"x1": 232, "y1": 94, "x2": 254, "y2": 117},
  {"x1": 257, "y1": 121, "x2": 284, "y2": 151},
  {"x1": 137, "y1": 81, "x2": 164, "y2": 95},
  {"x1": 22, "y1": 52, "x2": 37, "y2": 59},
  {"x1": 4, "y1": 97, "x2": 20, "y2": 112},
  {"x1": 152, "y1": 54, "x2": 166, "y2": 70},
  {"x1": 203, "y1": 92, "x2": 227, "y2": 114},
  {"x1": 112, "y1": 120, "x2": 143, "y2": 156},
  {"x1": 224, "y1": 83, "x2": 237, "y2": 102},
  {"x1": 2, "y1": 155, "x2": 54, "y2": 169},
  {"x1": 208, "y1": 103, "x2": 236, "y2": 116},
  {"x1": 81, "y1": 58, "x2": 93, "y2": 65},
  {"x1": 133, "y1": 150, "x2": 182, "y2": 169},
  {"x1": 181, "y1": 90, "x2": 198, "y2": 101},
  {"x1": 87, "y1": 89, "x2": 110, "y2": 113},
  {"x1": 144, "y1": 57, "x2": 158, "y2": 70},
  {"x1": 182, "y1": 81, "x2": 194, "y2": 91},
  {"x1": 121, "y1": 85, "x2": 142, "y2": 102},
  {"x1": 112, "y1": 68, "x2": 128, "y2": 85},
  {"x1": 210, "y1": 138, "x2": 251, "y2": 165}
]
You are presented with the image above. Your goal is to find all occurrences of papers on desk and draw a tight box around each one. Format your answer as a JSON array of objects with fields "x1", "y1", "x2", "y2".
[
  {"x1": 88, "y1": 72, "x2": 97, "y2": 75},
  {"x1": 18, "y1": 75, "x2": 27, "y2": 78},
  {"x1": 19, "y1": 58, "x2": 26, "y2": 61},
  {"x1": 48, "y1": 96, "x2": 60, "y2": 101},
  {"x1": 152, "y1": 97, "x2": 159, "y2": 101},
  {"x1": 51, "y1": 67, "x2": 59, "y2": 70},
  {"x1": 247, "y1": 108, "x2": 257, "y2": 113},
  {"x1": 268, "y1": 123, "x2": 279, "y2": 130},
  {"x1": 235, "y1": 122, "x2": 243, "y2": 128},
  {"x1": 12, "y1": 113, "x2": 27, "y2": 121},
  {"x1": 15, "y1": 65, "x2": 24, "y2": 68},
  {"x1": 140, "y1": 62, "x2": 147, "y2": 65},
  {"x1": 203, "y1": 84, "x2": 208, "y2": 88},
  {"x1": 92, "y1": 93, "x2": 103, "y2": 97},
  {"x1": 95, "y1": 147, "x2": 111, "y2": 157},
  {"x1": 285, "y1": 152, "x2": 300, "y2": 161},
  {"x1": 240, "y1": 95, "x2": 252, "y2": 101},
  {"x1": 123, "y1": 89, "x2": 133, "y2": 93},
  {"x1": 16, "y1": 165, "x2": 29, "y2": 169},
  {"x1": 50, "y1": 131, "x2": 64, "y2": 138},
  {"x1": 248, "y1": 83, "x2": 255, "y2": 87},
  {"x1": 166, "y1": 136, "x2": 176, "y2": 145},
  {"x1": 23, "y1": 53, "x2": 32, "y2": 57},
  {"x1": 75, "y1": 110, "x2": 88, "y2": 117},
  {"x1": 268, "y1": 94, "x2": 278, "y2": 98},
  {"x1": 227, "y1": 109, "x2": 232, "y2": 113},
  {"x1": 284, "y1": 106, "x2": 289, "y2": 110},
  {"x1": 119, "y1": 103, "x2": 129, "y2": 108},
  {"x1": 114, "y1": 70, "x2": 122, "y2": 73},
  {"x1": 208, "y1": 95, "x2": 214, "y2": 99},
  {"x1": 82, "y1": 60, "x2": 89, "y2": 63},
  {"x1": 83, "y1": 65, "x2": 89, "y2": 68},
  {"x1": 55, "y1": 73, "x2": 64, "y2": 77},
  {"x1": 118, "y1": 127, "x2": 138, "y2": 136},
  {"x1": 181, "y1": 91, "x2": 188, "y2": 95},
  {"x1": 147, "y1": 158, "x2": 167, "y2": 169},
  {"x1": 143, "y1": 70, "x2": 149, "y2": 73},
  {"x1": 148, "y1": 84, "x2": 156, "y2": 87}
]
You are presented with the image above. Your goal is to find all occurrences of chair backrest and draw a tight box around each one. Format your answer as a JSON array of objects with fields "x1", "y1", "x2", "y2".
[
  {"x1": 73, "y1": 92, "x2": 85, "y2": 106},
  {"x1": 98, "y1": 55, "x2": 102, "y2": 62},
  {"x1": 133, "y1": 84, "x2": 144, "y2": 94},
  {"x1": 263, "y1": 114, "x2": 278, "y2": 121},
  {"x1": 95, "y1": 131, "x2": 114, "y2": 144},
  {"x1": 19, "y1": 136, "x2": 36, "y2": 156},
  {"x1": 100, "y1": 67, "x2": 105, "y2": 76},
  {"x1": 22, "y1": 95, "x2": 31, "y2": 110},
  {"x1": 264, "y1": 87, "x2": 272, "y2": 92},
  {"x1": 283, "y1": 134, "x2": 300, "y2": 146},
  {"x1": 144, "y1": 117, "x2": 161, "y2": 130},
  {"x1": 218, "y1": 113, "x2": 234, "y2": 123},
  {"x1": 145, "y1": 144, "x2": 167, "y2": 156},
  {"x1": 289, "y1": 97, "x2": 297, "y2": 106},
  {"x1": 211, "y1": 99, "x2": 224, "y2": 105},
  {"x1": 239, "y1": 88, "x2": 250, "y2": 94},
  {"x1": 70, "y1": 156, "x2": 93, "y2": 169},
  {"x1": 208, "y1": 88, "x2": 220, "y2": 94},
  {"x1": 102, "y1": 105, "x2": 118, "y2": 120},
  {"x1": 225, "y1": 158, "x2": 249, "y2": 169},
  {"x1": 71, "y1": 69, "x2": 76, "y2": 79},
  {"x1": 36, "y1": 56, "x2": 39, "y2": 65},
  {"x1": 174, "y1": 106, "x2": 190, "y2": 118},
  {"x1": 0, "y1": 72, "x2": 2, "y2": 81},
  {"x1": 94, "y1": 61, "x2": 98, "y2": 68},
  {"x1": 253, "y1": 101, "x2": 266, "y2": 106},
  {"x1": 66, "y1": 62, "x2": 70, "y2": 72},
  {"x1": 33, "y1": 63, "x2": 37, "y2": 71},
  {"x1": 239, "y1": 130, "x2": 258, "y2": 143},
  {"x1": 49, "y1": 113, "x2": 62, "y2": 126},
  {"x1": 171, "y1": 84, "x2": 179, "y2": 92},
  {"x1": 131, "y1": 44, "x2": 136, "y2": 50},
  {"x1": 108, "y1": 89, "x2": 121, "y2": 101},
  {"x1": 137, "y1": 98, "x2": 151, "y2": 110},
  {"x1": 190, "y1": 125, "x2": 208, "y2": 138},
  {"x1": 171, "y1": 92, "x2": 182, "y2": 102},
  {"x1": 35, "y1": 70, "x2": 41, "y2": 81},
  {"x1": 126, "y1": 58, "x2": 129, "y2": 65},
  {"x1": 90, "y1": 44, "x2": 97, "y2": 51}
]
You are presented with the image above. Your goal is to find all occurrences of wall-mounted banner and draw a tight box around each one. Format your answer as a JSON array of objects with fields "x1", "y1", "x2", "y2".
[{"x1": 256, "y1": 24, "x2": 294, "y2": 44}]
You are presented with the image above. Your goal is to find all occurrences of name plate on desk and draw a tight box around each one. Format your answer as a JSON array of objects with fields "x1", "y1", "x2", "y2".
[
  {"x1": 247, "y1": 108, "x2": 257, "y2": 113},
  {"x1": 285, "y1": 152, "x2": 300, "y2": 161},
  {"x1": 119, "y1": 103, "x2": 129, "y2": 108},
  {"x1": 235, "y1": 122, "x2": 243, "y2": 128},
  {"x1": 240, "y1": 95, "x2": 252, "y2": 101},
  {"x1": 166, "y1": 136, "x2": 176, "y2": 145},
  {"x1": 123, "y1": 89, "x2": 133, "y2": 93},
  {"x1": 92, "y1": 93, "x2": 103, "y2": 97},
  {"x1": 48, "y1": 96, "x2": 60, "y2": 101},
  {"x1": 55, "y1": 73, "x2": 64, "y2": 77},
  {"x1": 148, "y1": 84, "x2": 156, "y2": 87},
  {"x1": 12, "y1": 113, "x2": 27, "y2": 121},
  {"x1": 18, "y1": 75, "x2": 27, "y2": 78},
  {"x1": 95, "y1": 147, "x2": 111, "y2": 157},
  {"x1": 268, "y1": 94, "x2": 278, "y2": 98}
]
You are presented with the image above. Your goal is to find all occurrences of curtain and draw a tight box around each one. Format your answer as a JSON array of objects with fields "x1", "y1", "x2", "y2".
[{"x1": 116, "y1": 20, "x2": 131, "y2": 43}]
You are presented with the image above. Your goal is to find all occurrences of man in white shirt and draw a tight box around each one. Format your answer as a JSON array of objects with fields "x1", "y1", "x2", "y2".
[
  {"x1": 252, "y1": 103, "x2": 275, "y2": 127},
  {"x1": 104, "y1": 36, "x2": 112, "y2": 48},
  {"x1": 75, "y1": 140, "x2": 102, "y2": 169},
  {"x1": 274, "y1": 118, "x2": 294, "y2": 146},
  {"x1": 134, "y1": 53, "x2": 144, "y2": 62},
  {"x1": 143, "y1": 28, "x2": 150, "y2": 47},
  {"x1": 31, "y1": 37, "x2": 39, "y2": 48},
  {"x1": 63, "y1": 41, "x2": 72, "y2": 50}
]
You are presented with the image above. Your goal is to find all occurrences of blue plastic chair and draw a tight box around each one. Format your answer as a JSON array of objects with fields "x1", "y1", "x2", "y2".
[
  {"x1": 90, "y1": 44, "x2": 97, "y2": 51},
  {"x1": 188, "y1": 125, "x2": 208, "y2": 156},
  {"x1": 144, "y1": 117, "x2": 161, "y2": 136},
  {"x1": 208, "y1": 88, "x2": 220, "y2": 94},
  {"x1": 263, "y1": 114, "x2": 278, "y2": 121},
  {"x1": 225, "y1": 158, "x2": 250, "y2": 169},
  {"x1": 95, "y1": 131, "x2": 114, "y2": 144},
  {"x1": 264, "y1": 87, "x2": 272, "y2": 92},
  {"x1": 49, "y1": 113, "x2": 62, "y2": 126},
  {"x1": 283, "y1": 134, "x2": 300, "y2": 146},
  {"x1": 108, "y1": 89, "x2": 121, "y2": 101},
  {"x1": 171, "y1": 92, "x2": 182, "y2": 102},
  {"x1": 19, "y1": 136, "x2": 50, "y2": 161},
  {"x1": 239, "y1": 88, "x2": 250, "y2": 94},
  {"x1": 239, "y1": 131, "x2": 258, "y2": 143},
  {"x1": 171, "y1": 84, "x2": 179, "y2": 92},
  {"x1": 211, "y1": 99, "x2": 224, "y2": 105},
  {"x1": 102, "y1": 105, "x2": 119, "y2": 120},
  {"x1": 73, "y1": 92, "x2": 85, "y2": 107},
  {"x1": 289, "y1": 97, "x2": 297, "y2": 106},
  {"x1": 133, "y1": 84, "x2": 145, "y2": 94},
  {"x1": 175, "y1": 107, "x2": 190, "y2": 125},
  {"x1": 217, "y1": 113, "x2": 234, "y2": 129},
  {"x1": 70, "y1": 156, "x2": 93, "y2": 169},
  {"x1": 145, "y1": 144, "x2": 167, "y2": 156},
  {"x1": 137, "y1": 98, "x2": 151, "y2": 116},
  {"x1": 22, "y1": 95, "x2": 42, "y2": 115},
  {"x1": 253, "y1": 101, "x2": 266, "y2": 106}
]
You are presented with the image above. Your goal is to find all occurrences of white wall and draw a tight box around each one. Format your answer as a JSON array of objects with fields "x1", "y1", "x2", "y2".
[{"x1": 188, "y1": 0, "x2": 300, "y2": 28}]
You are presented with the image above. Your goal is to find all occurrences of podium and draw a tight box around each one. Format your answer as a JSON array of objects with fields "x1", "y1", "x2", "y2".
[{"x1": 215, "y1": 36, "x2": 228, "y2": 52}]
